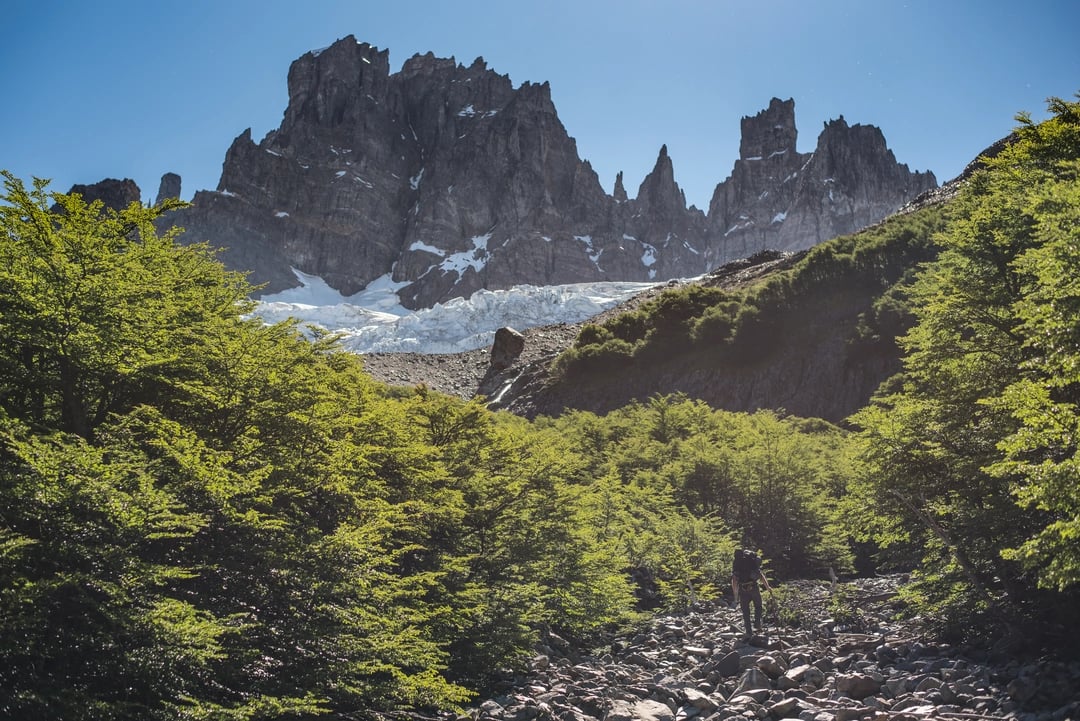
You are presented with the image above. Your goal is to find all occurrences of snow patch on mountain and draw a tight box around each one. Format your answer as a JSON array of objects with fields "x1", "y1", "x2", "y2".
[{"x1": 254, "y1": 268, "x2": 657, "y2": 354}]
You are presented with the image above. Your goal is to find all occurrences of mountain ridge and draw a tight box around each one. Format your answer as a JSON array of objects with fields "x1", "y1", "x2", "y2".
[
  {"x1": 139, "y1": 35, "x2": 934, "y2": 308},
  {"x1": 362, "y1": 176, "x2": 967, "y2": 423}
]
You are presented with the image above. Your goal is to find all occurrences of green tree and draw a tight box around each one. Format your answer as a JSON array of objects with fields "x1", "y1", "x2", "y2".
[
  {"x1": 850, "y1": 96, "x2": 1080, "y2": 637},
  {"x1": 547, "y1": 397, "x2": 857, "y2": 584},
  {"x1": 0, "y1": 172, "x2": 252, "y2": 439},
  {"x1": 0, "y1": 175, "x2": 473, "y2": 717},
  {"x1": 989, "y1": 156, "x2": 1080, "y2": 591}
]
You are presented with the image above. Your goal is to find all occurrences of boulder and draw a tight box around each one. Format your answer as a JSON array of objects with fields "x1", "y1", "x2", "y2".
[
  {"x1": 713, "y1": 650, "x2": 742, "y2": 678},
  {"x1": 756, "y1": 654, "x2": 787, "y2": 678},
  {"x1": 607, "y1": 699, "x2": 675, "y2": 721},
  {"x1": 731, "y1": 667, "x2": 772, "y2": 696},
  {"x1": 490, "y1": 327, "x2": 526, "y2": 370},
  {"x1": 835, "y1": 673, "x2": 882, "y2": 700}
]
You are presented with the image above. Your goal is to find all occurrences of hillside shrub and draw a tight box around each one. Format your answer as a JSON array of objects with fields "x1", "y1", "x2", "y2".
[
  {"x1": 848, "y1": 96, "x2": 1080, "y2": 644},
  {"x1": 554, "y1": 204, "x2": 945, "y2": 380}
]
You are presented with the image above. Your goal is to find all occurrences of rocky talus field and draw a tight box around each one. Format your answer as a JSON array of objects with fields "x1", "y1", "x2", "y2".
[{"x1": 440, "y1": 577, "x2": 1079, "y2": 721}]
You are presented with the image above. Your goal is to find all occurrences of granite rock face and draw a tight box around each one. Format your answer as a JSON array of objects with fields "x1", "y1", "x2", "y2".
[
  {"x1": 154, "y1": 173, "x2": 182, "y2": 206},
  {"x1": 66, "y1": 178, "x2": 142, "y2": 211},
  {"x1": 704, "y1": 98, "x2": 936, "y2": 264},
  {"x1": 157, "y1": 37, "x2": 935, "y2": 308}
]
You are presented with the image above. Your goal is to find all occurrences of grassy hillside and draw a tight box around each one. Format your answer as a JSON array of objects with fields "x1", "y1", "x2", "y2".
[{"x1": 527, "y1": 204, "x2": 948, "y2": 422}]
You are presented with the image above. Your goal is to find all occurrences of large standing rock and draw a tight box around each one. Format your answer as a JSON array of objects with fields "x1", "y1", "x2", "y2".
[{"x1": 490, "y1": 326, "x2": 526, "y2": 370}]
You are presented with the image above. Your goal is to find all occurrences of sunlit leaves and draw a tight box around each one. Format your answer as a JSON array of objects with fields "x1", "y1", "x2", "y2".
[{"x1": 851, "y1": 96, "x2": 1080, "y2": 633}]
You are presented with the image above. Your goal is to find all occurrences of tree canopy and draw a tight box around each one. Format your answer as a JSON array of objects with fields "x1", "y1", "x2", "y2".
[
  {"x1": 849, "y1": 96, "x2": 1080, "y2": 642},
  {"x1": 0, "y1": 173, "x2": 856, "y2": 718},
  {"x1": 3, "y1": 93, "x2": 1078, "y2": 717}
]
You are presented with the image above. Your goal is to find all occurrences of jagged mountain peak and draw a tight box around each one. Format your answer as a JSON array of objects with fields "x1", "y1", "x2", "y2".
[
  {"x1": 400, "y1": 50, "x2": 458, "y2": 77},
  {"x1": 66, "y1": 178, "x2": 141, "y2": 210},
  {"x1": 706, "y1": 97, "x2": 935, "y2": 263},
  {"x1": 641, "y1": 144, "x2": 674, "y2": 185},
  {"x1": 613, "y1": 171, "x2": 628, "y2": 203},
  {"x1": 635, "y1": 144, "x2": 684, "y2": 219},
  {"x1": 149, "y1": 39, "x2": 935, "y2": 309},
  {"x1": 739, "y1": 96, "x2": 797, "y2": 160}
]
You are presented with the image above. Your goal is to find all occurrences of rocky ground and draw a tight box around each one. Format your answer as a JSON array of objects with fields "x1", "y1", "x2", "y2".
[
  {"x1": 448, "y1": 576, "x2": 1079, "y2": 721},
  {"x1": 357, "y1": 321, "x2": 575, "y2": 401}
]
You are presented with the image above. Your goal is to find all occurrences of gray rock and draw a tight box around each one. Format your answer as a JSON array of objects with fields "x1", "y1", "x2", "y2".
[
  {"x1": 784, "y1": 664, "x2": 812, "y2": 683},
  {"x1": 728, "y1": 689, "x2": 770, "y2": 705},
  {"x1": 784, "y1": 664, "x2": 825, "y2": 690},
  {"x1": 732, "y1": 667, "x2": 772, "y2": 696},
  {"x1": 490, "y1": 326, "x2": 526, "y2": 370},
  {"x1": 835, "y1": 673, "x2": 881, "y2": 700},
  {"x1": 609, "y1": 699, "x2": 676, "y2": 721},
  {"x1": 682, "y1": 688, "x2": 717, "y2": 712},
  {"x1": 713, "y1": 651, "x2": 742, "y2": 678},
  {"x1": 480, "y1": 699, "x2": 506, "y2": 717},
  {"x1": 834, "y1": 708, "x2": 870, "y2": 721},
  {"x1": 757, "y1": 654, "x2": 788, "y2": 678},
  {"x1": 507, "y1": 706, "x2": 541, "y2": 721},
  {"x1": 155, "y1": 172, "x2": 182, "y2": 205},
  {"x1": 626, "y1": 653, "x2": 657, "y2": 669},
  {"x1": 767, "y1": 697, "x2": 803, "y2": 718},
  {"x1": 803, "y1": 667, "x2": 826, "y2": 689}
]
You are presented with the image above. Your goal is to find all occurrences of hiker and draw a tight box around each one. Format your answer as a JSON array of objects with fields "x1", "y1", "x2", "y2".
[{"x1": 731, "y1": 548, "x2": 771, "y2": 638}]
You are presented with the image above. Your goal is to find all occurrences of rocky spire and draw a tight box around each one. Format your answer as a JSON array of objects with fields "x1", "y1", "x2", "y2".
[
  {"x1": 613, "y1": 171, "x2": 628, "y2": 203},
  {"x1": 636, "y1": 145, "x2": 682, "y2": 216},
  {"x1": 624, "y1": 144, "x2": 706, "y2": 275},
  {"x1": 155, "y1": 172, "x2": 181, "y2": 205},
  {"x1": 739, "y1": 97, "x2": 797, "y2": 160}
]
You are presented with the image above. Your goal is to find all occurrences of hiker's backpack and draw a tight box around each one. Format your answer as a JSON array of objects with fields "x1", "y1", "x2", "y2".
[{"x1": 732, "y1": 549, "x2": 759, "y2": 581}]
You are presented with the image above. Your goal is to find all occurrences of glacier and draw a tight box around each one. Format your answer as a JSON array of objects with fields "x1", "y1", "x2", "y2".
[{"x1": 254, "y1": 268, "x2": 659, "y2": 355}]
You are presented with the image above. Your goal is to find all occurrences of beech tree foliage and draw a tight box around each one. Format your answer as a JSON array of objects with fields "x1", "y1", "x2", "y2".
[
  {"x1": 850, "y1": 96, "x2": 1080, "y2": 638},
  {"x1": 8, "y1": 94, "x2": 1077, "y2": 713},
  {"x1": 1, "y1": 173, "x2": 856, "y2": 718}
]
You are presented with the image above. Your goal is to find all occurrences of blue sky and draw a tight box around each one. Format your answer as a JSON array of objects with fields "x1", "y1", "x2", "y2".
[{"x1": 2, "y1": 0, "x2": 1077, "y2": 210}]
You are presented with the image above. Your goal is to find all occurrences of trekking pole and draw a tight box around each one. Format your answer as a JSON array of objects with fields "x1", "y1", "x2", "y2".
[{"x1": 766, "y1": 586, "x2": 783, "y2": 651}]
